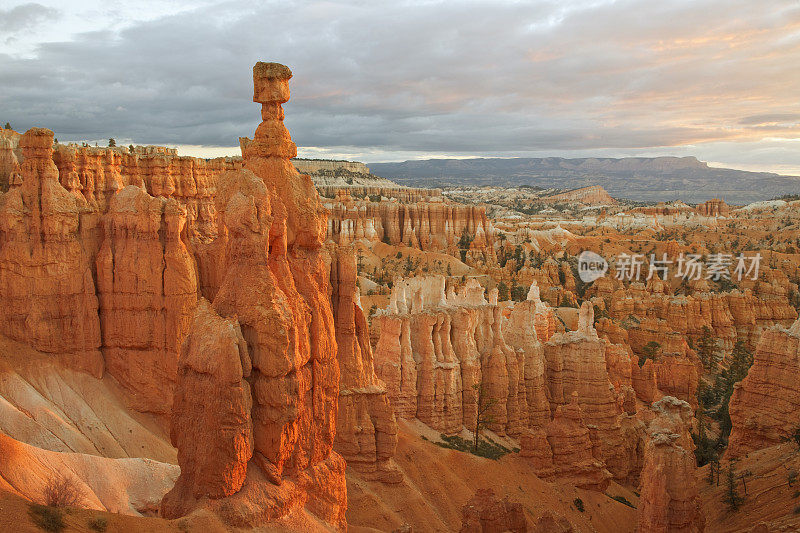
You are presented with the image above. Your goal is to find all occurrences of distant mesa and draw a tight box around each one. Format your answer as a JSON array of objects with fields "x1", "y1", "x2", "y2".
[
  {"x1": 370, "y1": 156, "x2": 800, "y2": 204},
  {"x1": 292, "y1": 158, "x2": 371, "y2": 175},
  {"x1": 541, "y1": 185, "x2": 615, "y2": 205}
]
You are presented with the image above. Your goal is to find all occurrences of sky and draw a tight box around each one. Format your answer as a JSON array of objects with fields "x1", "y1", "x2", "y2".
[{"x1": 1, "y1": 0, "x2": 799, "y2": 174}]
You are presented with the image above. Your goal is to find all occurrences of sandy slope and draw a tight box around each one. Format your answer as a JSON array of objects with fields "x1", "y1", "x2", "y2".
[
  {"x1": 0, "y1": 335, "x2": 175, "y2": 462},
  {"x1": 346, "y1": 419, "x2": 638, "y2": 532},
  {"x1": 0, "y1": 335, "x2": 179, "y2": 516},
  {"x1": 0, "y1": 432, "x2": 178, "y2": 515}
]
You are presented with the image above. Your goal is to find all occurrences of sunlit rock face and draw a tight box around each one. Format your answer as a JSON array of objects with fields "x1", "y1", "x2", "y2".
[
  {"x1": 696, "y1": 198, "x2": 729, "y2": 217},
  {"x1": 0, "y1": 127, "x2": 102, "y2": 376},
  {"x1": 51, "y1": 141, "x2": 239, "y2": 239},
  {"x1": 373, "y1": 278, "x2": 646, "y2": 485},
  {"x1": 96, "y1": 185, "x2": 197, "y2": 415},
  {"x1": 459, "y1": 487, "x2": 528, "y2": 532},
  {"x1": 161, "y1": 62, "x2": 347, "y2": 530},
  {"x1": 373, "y1": 275, "x2": 523, "y2": 436},
  {"x1": 324, "y1": 193, "x2": 497, "y2": 262},
  {"x1": 589, "y1": 276, "x2": 797, "y2": 356},
  {"x1": 543, "y1": 302, "x2": 633, "y2": 482},
  {"x1": 520, "y1": 392, "x2": 613, "y2": 492}
]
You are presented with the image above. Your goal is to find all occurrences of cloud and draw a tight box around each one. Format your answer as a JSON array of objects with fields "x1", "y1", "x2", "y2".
[
  {"x1": 0, "y1": 0, "x2": 798, "y2": 170},
  {"x1": 739, "y1": 113, "x2": 800, "y2": 126},
  {"x1": 0, "y1": 3, "x2": 59, "y2": 35}
]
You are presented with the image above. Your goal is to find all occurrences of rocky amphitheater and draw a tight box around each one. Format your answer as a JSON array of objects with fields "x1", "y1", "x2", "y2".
[{"x1": 1, "y1": 62, "x2": 799, "y2": 533}]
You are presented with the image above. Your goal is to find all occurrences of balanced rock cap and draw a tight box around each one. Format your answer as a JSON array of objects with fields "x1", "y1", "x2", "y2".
[
  {"x1": 253, "y1": 62, "x2": 292, "y2": 105},
  {"x1": 253, "y1": 62, "x2": 292, "y2": 80}
]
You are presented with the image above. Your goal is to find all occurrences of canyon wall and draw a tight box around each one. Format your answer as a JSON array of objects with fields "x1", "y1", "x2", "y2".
[
  {"x1": 542, "y1": 185, "x2": 615, "y2": 205},
  {"x1": 51, "y1": 144, "x2": 239, "y2": 241},
  {"x1": 317, "y1": 185, "x2": 440, "y2": 202},
  {"x1": 323, "y1": 190, "x2": 496, "y2": 262},
  {"x1": 696, "y1": 198, "x2": 730, "y2": 217},
  {"x1": 589, "y1": 275, "x2": 797, "y2": 353},
  {"x1": 543, "y1": 302, "x2": 638, "y2": 482},
  {"x1": 726, "y1": 317, "x2": 800, "y2": 459},
  {"x1": 374, "y1": 277, "x2": 645, "y2": 486},
  {"x1": 0, "y1": 128, "x2": 103, "y2": 376},
  {"x1": 292, "y1": 158, "x2": 370, "y2": 175},
  {"x1": 96, "y1": 185, "x2": 198, "y2": 414},
  {"x1": 374, "y1": 275, "x2": 544, "y2": 436}
]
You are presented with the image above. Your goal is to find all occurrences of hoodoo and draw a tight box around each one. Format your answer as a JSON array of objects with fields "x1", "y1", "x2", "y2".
[{"x1": 161, "y1": 62, "x2": 347, "y2": 529}]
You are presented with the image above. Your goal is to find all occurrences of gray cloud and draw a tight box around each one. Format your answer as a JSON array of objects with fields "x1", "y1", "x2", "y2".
[
  {"x1": 0, "y1": 0, "x2": 798, "y2": 170},
  {"x1": 0, "y1": 3, "x2": 58, "y2": 35}
]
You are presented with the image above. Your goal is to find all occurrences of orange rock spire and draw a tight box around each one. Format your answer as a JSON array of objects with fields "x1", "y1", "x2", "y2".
[{"x1": 162, "y1": 62, "x2": 346, "y2": 529}]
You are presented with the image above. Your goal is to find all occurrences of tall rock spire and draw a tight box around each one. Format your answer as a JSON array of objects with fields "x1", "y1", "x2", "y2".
[{"x1": 162, "y1": 63, "x2": 346, "y2": 530}]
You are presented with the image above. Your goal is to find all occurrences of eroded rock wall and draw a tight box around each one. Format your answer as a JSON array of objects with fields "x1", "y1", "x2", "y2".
[
  {"x1": 96, "y1": 186, "x2": 198, "y2": 414},
  {"x1": 726, "y1": 317, "x2": 800, "y2": 459},
  {"x1": 330, "y1": 247, "x2": 400, "y2": 483},
  {"x1": 374, "y1": 276, "x2": 524, "y2": 436},
  {"x1": 0, "y1": 128, "x2": 102, "y2": 376},
  {"x1": 324, "y1": 191, "x2": 496, "y2": 262}
]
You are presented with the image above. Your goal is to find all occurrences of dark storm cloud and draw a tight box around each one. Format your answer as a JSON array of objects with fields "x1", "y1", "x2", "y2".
[{"x1": 0, "y1": 0, "x2": 798, "y2": 162}]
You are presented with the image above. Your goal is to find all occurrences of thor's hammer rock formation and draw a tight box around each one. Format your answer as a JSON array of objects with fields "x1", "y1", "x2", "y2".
[{"x1": 161, "y1": 62, "x2": 347, "y2": 529}]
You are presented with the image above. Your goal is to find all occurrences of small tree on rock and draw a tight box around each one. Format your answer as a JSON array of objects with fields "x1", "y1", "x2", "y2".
[
  {"x1": 473, "y1": 383, "x2": 497, "y2": 453},
  {"x1": 722, "y1": 463, "x2": 744, "y2": 511},
  {"x1": 42, "y1": 474, "x2": 85, "y2": 508},
  {"x1": 497, "y1": 281, "x2": 509, "y2": 302}
]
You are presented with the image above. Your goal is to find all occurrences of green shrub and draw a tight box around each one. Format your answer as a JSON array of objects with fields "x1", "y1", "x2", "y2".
[
  {"x1": 88, "y1": 517, "x2": 108, "y2": 532},
  {"x1": 28, "y1": 504, "x2": 65, "y2": 532},
  {"x1": 610, "y1": 495, "x2": 635, "y2": 508},
  {"x1": 573, "y1": 498, "x2": 584, "y2": 512},
  {"x1": 433, "y1": 433, "x2": 512, "y2": 460}
]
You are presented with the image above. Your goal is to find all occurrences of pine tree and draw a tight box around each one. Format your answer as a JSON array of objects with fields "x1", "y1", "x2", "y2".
[
  {"x1": 639, "y1": 341, "x2": 661, "y2": 368},
  {"x1": 697, "y1": 326, "x2": 718, "y2": 369},
  {"x1": 727, "y1": 340, "x2": 753, "y2": 390},
  {"x1": 722, "y1": 463, "x2": 744, "y2": 511},
  {"x1": 108, "y1": 138, "x2": 116, "y2": 147},
  {"x1": 473, "y1": 383, "x2": 497, "y2": 453},
  {"x1": 706, "y1": 457, "x2": 720, "y2": 486},
  {"x1": 497, "y1": 281, "x2": 509, "y2": 302},
  {"x1": 3, "y1": 122, "x2": 11, "y2": 130}
]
